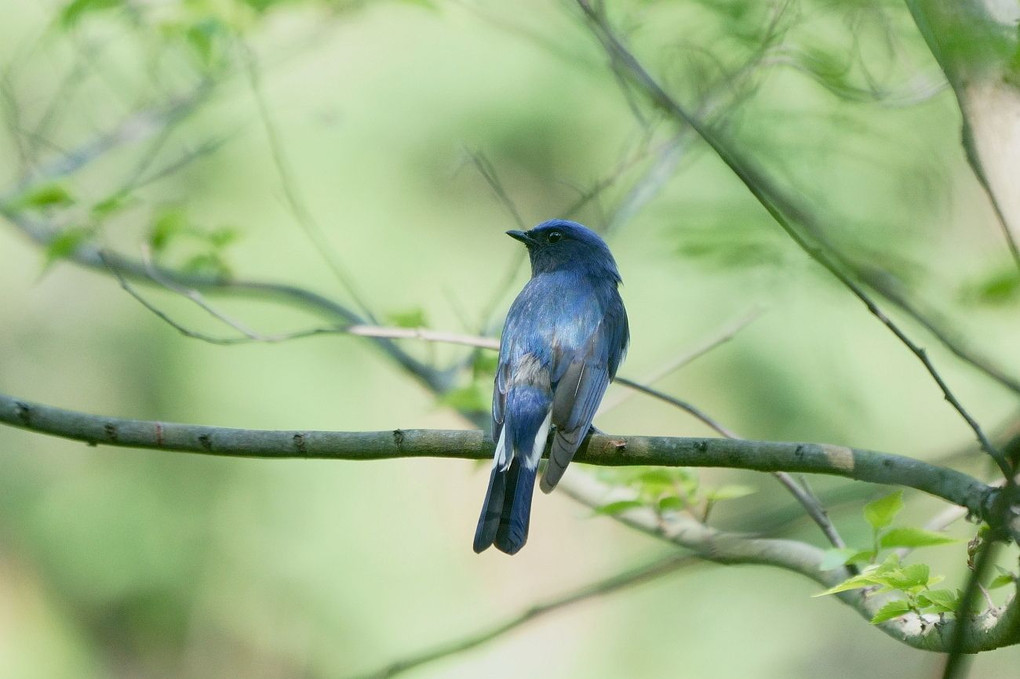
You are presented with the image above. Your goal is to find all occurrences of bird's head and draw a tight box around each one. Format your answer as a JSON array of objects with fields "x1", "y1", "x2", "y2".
[{"x1": 507, "y1": 220, "x2": 622, "y2": 282}]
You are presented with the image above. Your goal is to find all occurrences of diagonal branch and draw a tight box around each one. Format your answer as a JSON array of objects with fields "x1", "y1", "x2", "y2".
[
  {"x1": 574, "y1": 1, "x2": 1011, "y2": 479},
  {"x1": 239, "y1": 39, "x2": 378, "y2": 323}
]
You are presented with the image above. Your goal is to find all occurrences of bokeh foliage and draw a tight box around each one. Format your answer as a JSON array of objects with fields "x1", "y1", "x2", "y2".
[{"x1": 1, "y1": 1, "x2": 1018, "y2": 678}]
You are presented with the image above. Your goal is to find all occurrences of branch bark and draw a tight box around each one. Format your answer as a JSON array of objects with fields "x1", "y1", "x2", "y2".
[{"x1": 0, "y1": 390, "x2": 1002, "y2": 531}]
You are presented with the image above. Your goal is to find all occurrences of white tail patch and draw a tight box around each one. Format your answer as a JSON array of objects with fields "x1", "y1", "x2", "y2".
[
  {"x1": 526, "y1": 409, "x2": 553, "y2": 469},
  {"x1": 494, "y1": 426, "x2": 510, "y2": 471}
]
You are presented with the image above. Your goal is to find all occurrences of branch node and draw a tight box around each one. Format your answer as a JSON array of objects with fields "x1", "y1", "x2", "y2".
[
  {"x1": 14, "y1": 401, "x2": 30, "y2": 426},
  {"x1": 393, "y1": 429, "x2": 405, "y2": 449},
  {"x1": 104, "y1": 423, "x2": 118, "y2": 442},
  {"x1": 198, "y1": 434, "x2": 213, "y2": 451},
  {"x1": 293, "y1": 432, "x2": 307, "y2": 456}
]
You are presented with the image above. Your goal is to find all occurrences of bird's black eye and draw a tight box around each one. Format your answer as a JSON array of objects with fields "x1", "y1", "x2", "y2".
[{"x1": 547, "y1": 231, "x2": 563, "y2": 244}]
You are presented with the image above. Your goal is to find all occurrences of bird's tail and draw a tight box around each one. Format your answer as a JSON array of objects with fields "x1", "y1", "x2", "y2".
[
  {"x1": 472, "y1": 459, "x2": 537, "y2": 555},
  {"x1": 474, "y1": 392, "x2": 551, "y2": 555},
  {"x1": 540, "y1": 425, "x2": 587, "y2": 493}
]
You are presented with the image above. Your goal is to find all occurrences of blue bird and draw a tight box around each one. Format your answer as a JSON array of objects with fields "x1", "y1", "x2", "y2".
[{"x1": 473, "y1": 219, "x2": 629, "y2": 555}]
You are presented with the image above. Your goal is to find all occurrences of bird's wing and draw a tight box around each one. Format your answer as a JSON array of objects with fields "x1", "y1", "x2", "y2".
[
  {"x1": 606, "y1": 293, "x2": 629, "y2": 380},
  {"x1": 541, "y1": 294, "x2": 628, "y2": 492},
  {"x1": 542, "y1": 337, "x2": 608, "y2": 493},
  {"x1": 490, "y1": 355, "x2": 511, "y2": 469}
]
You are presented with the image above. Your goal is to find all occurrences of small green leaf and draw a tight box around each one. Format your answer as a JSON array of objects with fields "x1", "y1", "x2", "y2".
[
  {"x1": 962, "y1": 267, "x2": 1020, "y2": 306},
  {"x1": 91, "y1": 192, "x2": 132, "y2": 218},
  {"x1": 870, "y1": 599, "x2": 913, "y2": 624},
  {"x1": 988, "y1": 567, "x2": 1016, "y2": 589},
  {"x1": 60, "y1": 0, "x2": 121, "y2": 27},
  {"x1": 208, "y1": 226, "x2": 239, "y2": 248},
  {"x1": 185, "y1": 18, "x2": 228, "y2": 70},
  {"x1": 149, "y1": 208, "x2": 189, "y2": 252},
  {"x1": 657, "y1": 496, "x2": 685, "y2": 512},
  {"x1": 879, "y1": 527, "x2": 956, "y2": 549},
  {"x1": 44, "y1": 227, "x2": 93, "y2": 264},
  {"x1": 882, "y1": 563, "x2": 931, "y2": 591},
  {"x1": 917, "y1": 588, "x2": 960, "y2": 613},
  {"x1": 846, "y1": 550, "x2": 877, "y2": 565},
  {"x1": 864, "y1": 491, "x2": 903, "y2": 530},
  {"x1": 594, "y1": 499, "x2": 645, "y2": 516},
  {"x1": 813, "y1": 572, "x2": 882, "y2": 597},
  {"x1": 16, "y1": 182, "x2": 76, "y2": 210},
  {"x1": 182, "y1": 252, "x2": 230, "y2": 277},
  {"x1": 387, "y1": 308, "x2": 428, "y2": 328}
]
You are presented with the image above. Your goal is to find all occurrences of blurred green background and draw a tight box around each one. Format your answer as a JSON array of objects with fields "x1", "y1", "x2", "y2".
[{"x1": 1, "y1": 1, "x2": 1018, "y2": 677}]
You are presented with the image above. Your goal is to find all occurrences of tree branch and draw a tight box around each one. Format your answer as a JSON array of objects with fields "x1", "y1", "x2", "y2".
[
  {"x1": 0, "y1": 390, "x2": 1002, "y2": 533},
  {"x1": 574, "y1": 0, "x2": 1012, "y2": 478},
  {"x1": 559, "y1": 473, "x2": 1020, "y2": 653}
]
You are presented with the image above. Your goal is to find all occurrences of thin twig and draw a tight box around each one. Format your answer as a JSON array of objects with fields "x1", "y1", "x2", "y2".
[
  {"x1": 103, "y1": 267, "x2": 850, "y2": 551},
  {"x1": 239, "y1": 38, "x2": 377, "y2": 323},
  {"x1": 464, "y1": 149, "x2": 528, "y2": 231},
  {"x1": 613, "y1": 377, "x2": 738, "y2": 439},
  {"x1": 600, "y1": 308, "x2": 761, "y2": 413},
  {"x1": 462, "y1": 148, "x2": 531, "y2": 334},
  {"x1": 575, "y1": 1, "x2": 1011, "y2": 478},
  {"x1": 774, "y1": 472, "x2": 848, "y2": 550}
]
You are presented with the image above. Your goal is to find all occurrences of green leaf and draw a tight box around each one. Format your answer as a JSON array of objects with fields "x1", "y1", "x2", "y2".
[
  {"x1": 182, "y1": 252, "x2": 230, "y2": 277},
  {"x1": 880, "y1": 563, "x2": 931, "y2": 592},
  {"x1": 813, "y1": 572, "x2": 882, "y2": 597},
  {"x1": 870, "y1": 599, "x2": 913, "y2": 624},
  {"x1": 962, "y1": 267, "x2": 1020, "y2": 306},
  {"x1": 208, "y1": 226, "x2": 239, "y2": 248},
  {"x1": 988, "y1": 567, "x2": 1016, "y2": 590},
  {"x1": 387, "y1": 308, "x2": 427, "y2": 328},
  {"x1": 917, "y1": 588, "x2": 960, "y2": 613},
  {"x1": 847, "y1": 550, "x2": 877, "y2": 565},
  {"x1": 185, "y1": 18, "x2": 228, "y2": 70},
  {"x1": 879, "y1": 527, "x2": 956, "y2": 549},
  {"x1": 44, "y1": 227, "x2": 93, "y2": 264},
  {"x1": 149, "y1": 208, "x2": 189, "y2": 252},
  {"x1": 15, "y1": 182, "x2": 75, "y2": 210},
  {"x1": 657, "y1": 496, "x2": 685, "y2": 512},
  {"x1": 61, "y1": 0, "x2": 121, "y2": 27},
  {"x1": 91, "y1": 192, "x2": 132, "y2": 218},
  {"x1": 594, "y1": 499, "x2": 645, "y2": 516},
  {"x1": 864, "y1": 491, "x2": 903, "y2": 530}
]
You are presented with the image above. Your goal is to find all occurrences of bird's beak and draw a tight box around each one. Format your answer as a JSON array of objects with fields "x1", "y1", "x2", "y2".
[{"x1": 506, "y1": 229, "x2": 534, "y2": 246}]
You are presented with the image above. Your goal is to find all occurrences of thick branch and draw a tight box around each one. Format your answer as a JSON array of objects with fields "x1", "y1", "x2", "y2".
[{"x1": 0, "y1": 391, "x2": 1000, "y2": 530}]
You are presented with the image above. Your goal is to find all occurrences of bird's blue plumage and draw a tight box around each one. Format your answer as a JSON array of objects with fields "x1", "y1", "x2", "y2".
[{"x1": 473, "y1": 219, "x2": 629, "y2": 555}]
